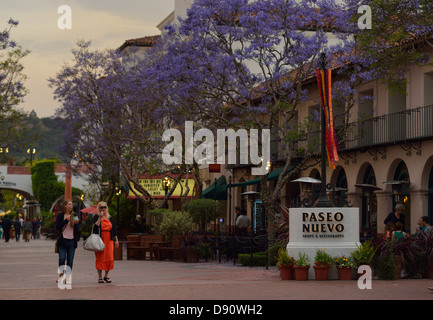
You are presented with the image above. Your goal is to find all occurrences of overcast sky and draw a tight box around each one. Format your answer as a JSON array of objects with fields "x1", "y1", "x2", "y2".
[{"x1": 1, "y1": 0, "x2": 174, "y2": 118}]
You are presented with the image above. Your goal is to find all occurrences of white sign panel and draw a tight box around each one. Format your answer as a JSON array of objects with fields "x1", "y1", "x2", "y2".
[{"x1": 287, "y1": 207, "x2": 360, "y2": 279}]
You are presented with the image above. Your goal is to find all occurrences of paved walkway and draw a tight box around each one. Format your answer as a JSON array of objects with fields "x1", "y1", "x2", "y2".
[{"x1": 0, "y1": 238, "x2": 432, "y2": 301}]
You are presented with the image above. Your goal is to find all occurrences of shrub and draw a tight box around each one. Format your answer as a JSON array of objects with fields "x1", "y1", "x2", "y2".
[
  {"x1": 148, "y1": 208, "x2": 170, "y2": 232},
  {"x1": 182, "y1": 199, "x2": 223, "y2": 231},
  {"x1": 238, "y1": 252, "x2": 268, "y2": 266},
  {"x1": 351, "y1": 239, "x2": 377, "y2": 266},
  {"x1": 375, "y1": 239, "x2": 396, "y2": 280},
  {"x1": 158, "y1": 210, "x2": 193, "y2": 239}
]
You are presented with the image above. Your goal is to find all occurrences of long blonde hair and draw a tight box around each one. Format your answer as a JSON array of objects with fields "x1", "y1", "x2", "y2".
[
  {"x1": 97, "y1": 201, "x2": 111, "y2": 218},
  {"x1": 61, "y1": 200, "x2": 75, "y2": 228}
]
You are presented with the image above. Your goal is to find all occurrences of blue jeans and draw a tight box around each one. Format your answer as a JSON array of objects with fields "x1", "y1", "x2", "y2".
[{"x1": 58, "y1": 239, "x2": 76, "y2": 270}]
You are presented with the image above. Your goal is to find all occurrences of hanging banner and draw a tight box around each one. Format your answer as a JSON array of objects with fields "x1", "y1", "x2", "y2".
[{"x1": 316, "y1": 68, "x2": 339, "y2": 169}]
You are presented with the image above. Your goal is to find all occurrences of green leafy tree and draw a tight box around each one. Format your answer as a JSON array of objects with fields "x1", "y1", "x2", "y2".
[
  {"x1": 182, "y1": 199, "x2": 224, "y2": 232},
  {"x1": 30, "y1": 160, "x2": 81, "y2": 211},
  {"x1": 0, "y1": 19, "x2": 31, "y2": 147}
]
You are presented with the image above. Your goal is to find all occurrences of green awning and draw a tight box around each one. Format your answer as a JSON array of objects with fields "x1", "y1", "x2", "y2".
[
  {"x1": 230, "y1": 166, "x2": 295, "y2": 187},
  {"x1": 201, "y1": 175, "x2": 228, "y2": 200},
  {"x1": 230, "y1": 177, "x2": 261, "y2": 187},
  {"x1": 267, "y1": 166, "x2": 294, "y2": 180}
]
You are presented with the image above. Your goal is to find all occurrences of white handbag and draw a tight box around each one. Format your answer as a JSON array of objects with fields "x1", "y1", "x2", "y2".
[{"x1": 83, "y1": 224, "x2": 105, "y2": 252}]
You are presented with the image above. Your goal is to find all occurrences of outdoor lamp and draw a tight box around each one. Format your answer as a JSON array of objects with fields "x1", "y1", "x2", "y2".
[
  {"x1": 162, "y1": 176, "x2": 171, "y2": 195},
  {"x1": 292, "y1": 177, "x2": 321, "y2": 196},
  {"x1": 383, "y1": 180, "x2": 410, "y2": 204},
  {"x1": 27, "y1": 148, "x2": 36, "y2": 165}
]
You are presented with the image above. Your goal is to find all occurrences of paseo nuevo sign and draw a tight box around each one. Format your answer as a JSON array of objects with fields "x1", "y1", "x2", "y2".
[
  {"x1": 302, "y1": 210, "x2": 345, "y2": 238},
  {"x1": 287, "y1": 207, "x2": 360, "y2": 279}
]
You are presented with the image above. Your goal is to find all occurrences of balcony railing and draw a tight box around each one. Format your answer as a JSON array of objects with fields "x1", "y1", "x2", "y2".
[{"x1": 341, "y1": 104, "x2": 433, "y2": 151}]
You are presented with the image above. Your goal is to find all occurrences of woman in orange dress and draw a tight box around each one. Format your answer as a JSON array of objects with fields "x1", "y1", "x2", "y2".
[{"x1": 93, "y1": 201, "x2": 119, "y2": 283}]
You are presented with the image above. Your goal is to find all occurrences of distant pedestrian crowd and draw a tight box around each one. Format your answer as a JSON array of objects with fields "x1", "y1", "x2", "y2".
[{"x1": 0, "y1": 215, "x2": 41, "y2": 242}]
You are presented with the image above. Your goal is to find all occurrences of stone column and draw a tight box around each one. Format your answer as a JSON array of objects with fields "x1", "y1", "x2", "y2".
[{"x1": 375, "y1": 191, "x2": 392, "y2": 235}]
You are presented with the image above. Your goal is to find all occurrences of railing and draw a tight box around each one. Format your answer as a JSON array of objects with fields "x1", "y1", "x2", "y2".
[{"x1": 341, "y1": 104, "x2": 433, "y2": 151}]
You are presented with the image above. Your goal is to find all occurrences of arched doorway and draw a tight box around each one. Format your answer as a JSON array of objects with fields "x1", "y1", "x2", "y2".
[
  {"x1": 336, "y1": 167, "x2": 348, "y2": 204},
  {"x1": 393, "y1": 161, "x2": 411, "y2": 231},
  {"x1": 0, "y1": 188, "x2": 38, "y2": 220},
  {"x1": 361, "y1": 165, "x2": 378, "y2": 233}
]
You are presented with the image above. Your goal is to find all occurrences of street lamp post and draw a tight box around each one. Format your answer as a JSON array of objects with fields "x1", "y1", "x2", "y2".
[
  {"x1": 162, "y1": 176, "x2": 171, "y2": 209},
  {"x1": 0, "y1": 147, "x2": 9, "y2": 164},
  {"x1": 316, "y1": 52, "x2": 333, "y2": 208},
  {"x1": 27, "y1": 148, "x2": 36, "y2": 166},
  {"x1": 115, "y1": 187, "x2": 121, "y2": 228}
]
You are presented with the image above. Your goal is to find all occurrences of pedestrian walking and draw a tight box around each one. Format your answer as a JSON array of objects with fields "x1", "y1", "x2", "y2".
[
  {"x1": 23, "y1": 219, "x2": 32, "y2": 242},
  {"x1": 31, "y1": 217, "x2": 39, "y2": 239},
  {"x1": 56, "y1": 200, "x2": 80, "y2": 285},
  {"x1": 0, "y1": 217, "x2": 3, "y2": 239},
  {"x1": 36, "y1": 217, "x2": 42, "y2": 239},
  {"x1": 93, "y1": 201, "x2": 119, "y2": 284},
  {"x1": 2, "y1": 215, "x2": 11, "y2": 242},
  {"x1": 13, "y1": 219, "x2": 21, "y2": 241}
]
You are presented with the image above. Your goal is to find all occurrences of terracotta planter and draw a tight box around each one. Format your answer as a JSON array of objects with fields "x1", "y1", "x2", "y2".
[
  {"x1": 294, "y1": 265, "x2": 310, "y2": 281},
  {"x1": 337, "y1": 266, "x2": 352, "y2": 280},
  {"x1": 313, "y1": 265, "x2": 330, "y2": 281},
  {"x1": 279, "y1": 265, "x2": 294, "y2": 280}
]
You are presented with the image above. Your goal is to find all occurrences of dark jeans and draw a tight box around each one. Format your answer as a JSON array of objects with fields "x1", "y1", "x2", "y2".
[
  {"x1": 4, "y1": 228, "x2": 10, "y2": 242},
  {"x1": 58, "y1": 239, "x2": 76, "y2": 270}
]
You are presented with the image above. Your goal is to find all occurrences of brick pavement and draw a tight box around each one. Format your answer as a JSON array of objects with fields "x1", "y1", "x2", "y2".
[{"x1": 0, "y1": 238, "x2": 432, "y2": 301}]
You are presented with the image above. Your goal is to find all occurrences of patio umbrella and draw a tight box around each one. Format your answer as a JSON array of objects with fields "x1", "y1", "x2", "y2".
[{"x1": 80, "y1": 205, "x2": 98, "y2": 215}]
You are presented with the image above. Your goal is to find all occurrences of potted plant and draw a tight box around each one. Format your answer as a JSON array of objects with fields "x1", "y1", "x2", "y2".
[
  {"x1": 275, "y1": 248, "x2": 296, "y2": 280},
  {"x1": 351, "y1": 239, "x2": 377, "y2": 278},
  {"x1": 293, "y1": 252, "x2": 310, "y2": 281},
  {"x1": 335, "y1": 255, "x2": 356, "y2": 280},
  {"x1": 313, "y1": 249, "x2": 334, "y2": 281},
  {"x1": 193, "y1": 241, "x2": 214, "y2": 262}
]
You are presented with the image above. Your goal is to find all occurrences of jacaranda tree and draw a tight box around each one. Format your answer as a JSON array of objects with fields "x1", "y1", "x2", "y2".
[{"x1": 143, "y1": 0, "x2": 433, "y2": 217}]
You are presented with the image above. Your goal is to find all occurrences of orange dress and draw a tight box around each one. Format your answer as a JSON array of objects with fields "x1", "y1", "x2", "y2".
[{"x1": 95, "y1": 219, "x2": 114, "y2": 271}]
